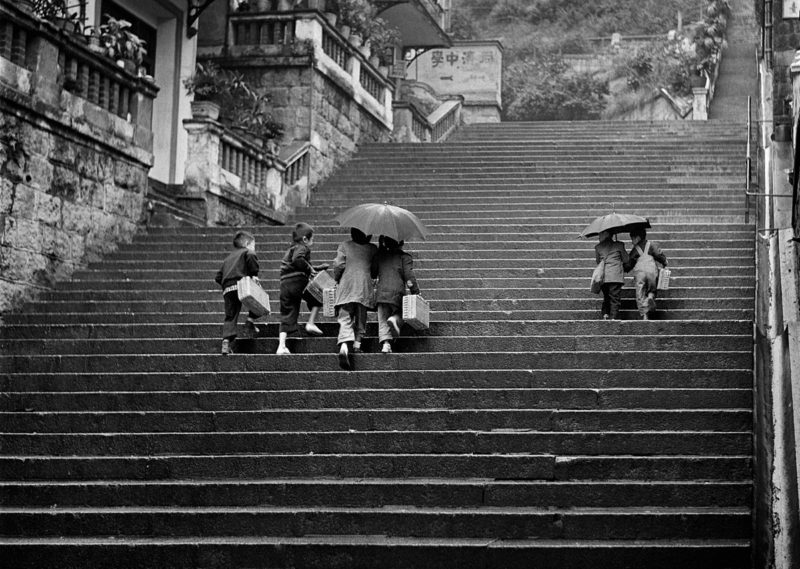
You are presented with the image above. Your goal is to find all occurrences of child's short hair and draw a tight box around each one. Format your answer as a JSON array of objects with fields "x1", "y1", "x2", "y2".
[
  {"x1": 630, "y1": 227, "x2": 647, "y2": 240},
  {"x1": 292, "y1": 223, "x2": 314, "y2": 243},
  {"x1": 233, "y1": 231, "x2": 255, "y2": 248}
]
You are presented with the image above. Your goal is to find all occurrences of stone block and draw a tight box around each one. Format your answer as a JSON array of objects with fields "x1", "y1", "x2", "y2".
[
  {"x1": 67, "y1": 232, "x2": 85, "y2": 260},
  {"x1": 2, "y1": 215, "x2": 41, "y2": 251},
  {"x1": 50, "y1": 137, "x2": 77, "y2": 168},
  {"x1": 0, "y1": 178, "x2": 13, "y2": 214},
  {"x1": 35, "y1": 191, "x2": 62, "y2": 227},
  {"x1": 0, "y1": 278, "x2": 32, "y2": 315},
  {"x1": 25, "y1": 154, "x2": 54, "y2": 190},
  {"x1": 114, "y1": 160, "x2": 145, "y2": 189},
  {"x1": 82, "y1": 103, "x2": 112, "y2": 136},
  {"x1": 9, "y1": 184, "x2": 36, "y2": 218},
  {"x1": 103, "y1": 185, "x2": 126, "y2": 216},
  {"x1": 40, "y1": 225, "x2": 71, "y2": 260},
  {"x1": 271, "y1": 87, "x2": 290, "y2": 107},
  {"x1": 50, "y1": 165, "x2": 80, "y2": 201},
  {"x1": 77, "y1": 178, "x2": 104, "y2": 210},
  {"x1": 62, "y1": 203, "x2": 94, "y2": 235},
  {"x1": 20, "y1": 122, "x2": 53, "y2": 158}
]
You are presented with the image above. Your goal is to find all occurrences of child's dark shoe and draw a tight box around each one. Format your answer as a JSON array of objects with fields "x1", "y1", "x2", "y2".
[
  {"x1": 221, "y1": 339, "x2": 232, "y2": 355},
  {"x1": 244, "y1": 321, "x2": 261, "y2": 336}
]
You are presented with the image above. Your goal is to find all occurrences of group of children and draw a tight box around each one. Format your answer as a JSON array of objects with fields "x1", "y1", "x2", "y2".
[
  {"x1": 594, "y1": 227, "x2": 668, "y2": 320},
  {"x1": 215, "y1": 224, "x2": 419, "y2": 369}
]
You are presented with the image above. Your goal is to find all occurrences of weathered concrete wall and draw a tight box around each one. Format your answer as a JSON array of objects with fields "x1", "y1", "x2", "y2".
[{"x1": 0, "y1": 8, "x2": 154, "y2": 316}]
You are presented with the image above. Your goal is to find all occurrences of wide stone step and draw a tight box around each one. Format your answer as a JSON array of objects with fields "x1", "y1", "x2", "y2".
[
  {"x1": 51, "y1": 275, "x2": 756, "y2": 291},
  {"x1": 0, "y1": 350, "x2": 754, "y2": 374},
  {"x1": 86, "y1": 256, "x2": 753, "y2": 271},
  {"x1": 0, "y1": 431, "x2": 752, "y2": 457},
  {"x1": 0, "y1": 334, "x2": 753, "y2": 356},
  {"x1": 0, "y1": 505, "x2": 751, "y2": 540},
  {"x1": 0, "y1": 479, "x2": 751, "y2": 508},
  {"x1": 0, "y1": 537, "x2": 752, "y2": 569},
  {"x1": 0, "y1": 386, "x2": 752, "y2": 411},
  {"x1": 0, "y1": 453, "x2": 752, "y2": 481},
  {"x1": 0, "y1": 408, "x2": 752, "y2": 433},
  {"x1": 69, "y1": 265, "x2": 753, "y2": 282},
  {"x1": 0, "y1": 319, "x2": 753, "y2": 340},
  {"x1": 0, "y1": 368, "x2": 753, "y2": 392},
  {"x1": 6, "y1": 308, "x2": 755, "y2": 324},
  {"x1": 128, "y1": 227, "x2": 754, "y2": 240}
]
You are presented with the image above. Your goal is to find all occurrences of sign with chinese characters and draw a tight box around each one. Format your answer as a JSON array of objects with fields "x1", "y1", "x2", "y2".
[
  {"x1": 785, "y1": 0, "x2": 800, "y2": 18},
  {"x1": 406, "y1": 41, "x2": 503, "y2": 106}
]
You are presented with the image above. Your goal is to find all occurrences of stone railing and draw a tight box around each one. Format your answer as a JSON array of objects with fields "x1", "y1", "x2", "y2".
[
  {"x1": 227, "y1": 11, "x2": 393, "y2": 128},
  {"x1": 0, "y1": 2, "x2": 157, "y2": 130},
  {"x1": 692, "y1": 48, "x2": 723, "y2": 120},
  {"x1": 0, "y1": 1, "x2": 157, "y2": 313},
  {"x1": 183, "y1": 116, "x2": 297, "y2": 225},
  {"x1": 393, "y1": 98, "x2": 463, "y2": 142}
]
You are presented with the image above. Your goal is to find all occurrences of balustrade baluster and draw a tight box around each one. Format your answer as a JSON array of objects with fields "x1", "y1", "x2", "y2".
[
  {"x1": 88, "y1": 69, "x2": 100, "y2": 104},
  {"x1": 119, "y1": 86, "x2": 130, "y2": 119},
  {"x1": 11, "y1": 27, "x2": 26, "y2": 67},
  {"x1": 109, "y1": 82, "x2": 119, "y2": 116},
  {"x1": 0, "y1": 21, "x2": 13, "y2": 60},
  {"x1": 99, "y1": 76, "x2": 110, "y2": 110},
  {"x1": 78, "y1": 62, "x2": 89, "y2": 98}
]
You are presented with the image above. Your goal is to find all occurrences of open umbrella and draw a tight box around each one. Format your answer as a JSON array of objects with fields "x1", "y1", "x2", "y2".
[
  {"x1": 580, "y1": 213, "x2": 651, "y2": 239},
  {"x1": 335, "y1": 203, "x2": 430, "y2": 241}
]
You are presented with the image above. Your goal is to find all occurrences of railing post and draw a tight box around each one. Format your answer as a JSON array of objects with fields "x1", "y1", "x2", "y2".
[
  {"x1": 27, "y1": 34, "x2": 59, "y2": 106},
  {"x1": 182, "y1": 117, "x2": 224, "y2": 223},
  {"x1": 692, "y1": 86, "x2": 709, "y2": 120}
]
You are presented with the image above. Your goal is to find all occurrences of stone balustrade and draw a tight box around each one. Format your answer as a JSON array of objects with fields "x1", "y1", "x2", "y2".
[
  {"x1": 393, "y1": 98, "x2": 463, "y2": 143},
  {"x1": 183, "y1": 116, "x2": 309, "y2": 225},
  {"x1": 0, "y1": 0, "x2": 158, "y2": 313},
  {"x1": 227, "y1": 11, "x2": 393, "y2": 129}
]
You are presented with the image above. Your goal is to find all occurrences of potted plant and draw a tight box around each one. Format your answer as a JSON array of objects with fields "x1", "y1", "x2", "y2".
[
  {"x1": 100, "y1": 15, "x2": 147, "y2": 75},
  {"x1": 184, "y1": 62, "x2": 229, "y2": 120},
  {"x1": 335, "y1": 0, "x2": 373, "y2": 41},
  {"x1": 366, "y1": 16, "x2": 400, "y2": 66},
  {"x1": 84, "y1": 26, "x2": 104, "y2": 54},
  {"x1": 236, "y1": 0, "x2": 252, "y2": 11}
]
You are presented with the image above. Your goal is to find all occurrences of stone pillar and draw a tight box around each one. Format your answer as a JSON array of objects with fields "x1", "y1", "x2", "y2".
[
  {"x1": 182, "y1": 118, "x2": 224, "y2": 223},
  {"x1": 692, "y1": 87, "x2": 708, "y2": 120}
]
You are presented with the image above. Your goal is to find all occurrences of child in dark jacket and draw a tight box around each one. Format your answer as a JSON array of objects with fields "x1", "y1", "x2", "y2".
[
  {"x1": 372, "y1": 235, "x2": 420, "y2": 353},
  {"x1": 215, "y1": 231, "x2": 260, "y2": 355},
  {"x1": 277, "y1": 223, "x2": 329, "y2": 354},
  {"x1": 594, "y1": 230, "x2": 629, "y2": 320}
]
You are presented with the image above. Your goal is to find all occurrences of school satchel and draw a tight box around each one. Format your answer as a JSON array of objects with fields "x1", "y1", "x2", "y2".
[
  {"x1": 657, "y1": 267, "x2": 671, "y2": 290},
  {"x1": 322, "y1": 286, "x2": 336, "y2": 317},
  {"x1": 590, "y1": 259, "x2": 605, "y2": 294},
  {"x1": 237, "y1": 276, "x2": 270, "y2": 318},
  {"x1": 305, "y1": 269, "x2": 336, "y2": 303},
  {"x1": 402, "y1": 294, "x2": 430, "y2": 330}
]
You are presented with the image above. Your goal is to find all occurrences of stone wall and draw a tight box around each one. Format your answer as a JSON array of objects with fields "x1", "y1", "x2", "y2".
[
  {"x1": 311, "y1": 72, "x2": 389, "y2": 187},
  {"x1": 0, "y1": 4, "x2": 155, "y2": 316}
]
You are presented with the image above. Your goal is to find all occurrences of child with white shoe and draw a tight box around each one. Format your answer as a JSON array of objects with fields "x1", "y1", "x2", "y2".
[
  {"x1": 372, "y1": 235, "x2": 420, "y2": 353},
  {"x1": 277, "y1": 223, "x2": 329, "y2": 354}
]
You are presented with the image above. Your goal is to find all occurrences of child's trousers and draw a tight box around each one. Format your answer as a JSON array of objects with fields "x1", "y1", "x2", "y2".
[
  {"x1": 600, "y1": 283, "x2": 622, "y2": 319},
  {"x1": 633, "y1": 274, "x2": 657, "y2": 316},
  {"x1": 377, "y1": 303, "x2": 402, "y2": 343},
  {"x1": 223, "y1": 289, "x2": 259, "y2": 340},
  {"x1": 336, "y1": 302, "x2": 367, "y2": 345},
  {"x1": 279, "y1": 275, "x2": 321, "y2": 334}
]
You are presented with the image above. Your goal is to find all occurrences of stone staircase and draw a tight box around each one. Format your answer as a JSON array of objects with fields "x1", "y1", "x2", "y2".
[{"x1": 0, "y1": 120, "x2": 755, "y2": 568}]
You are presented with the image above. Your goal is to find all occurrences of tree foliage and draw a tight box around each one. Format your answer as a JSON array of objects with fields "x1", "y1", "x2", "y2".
[{"x1": 503, "y1": 55, "x2": 609, "y2": 121}]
